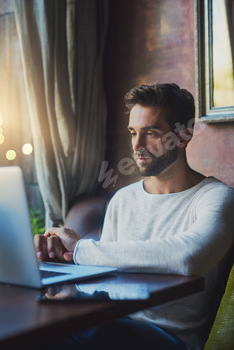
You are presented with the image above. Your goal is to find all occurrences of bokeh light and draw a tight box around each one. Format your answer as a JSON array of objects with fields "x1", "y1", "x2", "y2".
[
  {"x1": 22, "y1": 143, "x2": 33, "y2": 155},
  {"x1": 6, "y1": 150, "x2": 16, "y2": 161}
]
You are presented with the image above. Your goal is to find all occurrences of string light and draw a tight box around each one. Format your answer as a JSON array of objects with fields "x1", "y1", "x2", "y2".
[
  {"x1": 22, "y1": 143, "x2": 33, "y2": 155},
  {"x1": 0, "y1": 113, "x2": 33, "y2": 161},
  {"x1": 6, "y1": 150, "x2": 16, "y2": 161}
]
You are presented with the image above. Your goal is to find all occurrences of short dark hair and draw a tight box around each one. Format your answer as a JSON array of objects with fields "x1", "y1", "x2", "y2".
[{"x1": 124, "y1": 83, "x2": 195, "y2": 132}]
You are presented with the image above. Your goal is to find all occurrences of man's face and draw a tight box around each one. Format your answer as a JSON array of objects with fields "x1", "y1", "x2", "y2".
[{"x1": 128, "y1": 104, "x2": 179, "y2": 177}]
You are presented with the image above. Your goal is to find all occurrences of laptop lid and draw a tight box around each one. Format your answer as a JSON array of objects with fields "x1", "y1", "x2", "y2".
[{"x1": 0, "y1": 166, "x2": 116, "y2": 288}]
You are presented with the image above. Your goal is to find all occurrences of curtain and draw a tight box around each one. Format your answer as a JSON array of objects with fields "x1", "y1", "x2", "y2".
[{"x1": 13, "y1": 0, "x2": 109, "y2": 227}]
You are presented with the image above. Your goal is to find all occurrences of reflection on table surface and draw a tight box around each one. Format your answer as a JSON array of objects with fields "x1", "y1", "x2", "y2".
[
  {"x1": 39, "y1": 271, "x2": 204, "y2": 303},
  {"x1": 41, "y1": 273, "x2": 150, "y2": 301}
]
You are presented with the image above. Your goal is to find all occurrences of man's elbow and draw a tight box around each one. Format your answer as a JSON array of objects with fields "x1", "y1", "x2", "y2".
[{"x1": 180, "y1": 254, "x2": 208, "y2": 276}]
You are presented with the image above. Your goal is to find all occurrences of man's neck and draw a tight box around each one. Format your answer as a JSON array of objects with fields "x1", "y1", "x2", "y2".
[{"x1": 143, "y1": 162, "x2": 205, "y2": 195}]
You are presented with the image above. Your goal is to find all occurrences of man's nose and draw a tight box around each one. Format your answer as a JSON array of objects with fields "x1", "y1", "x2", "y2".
[{"x1": 132, "y1": 135, "x2": 145, "y2": 151}]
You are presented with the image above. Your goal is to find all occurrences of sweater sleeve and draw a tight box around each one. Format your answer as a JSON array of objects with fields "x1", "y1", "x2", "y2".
[{"x1": 73, "y1": 186, "x2": 234, "y2": 276}]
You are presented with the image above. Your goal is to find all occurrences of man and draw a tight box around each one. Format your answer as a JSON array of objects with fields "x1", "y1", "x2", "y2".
[{"x1": 35, "y1": 83, "x2": 234, "y2": 350}]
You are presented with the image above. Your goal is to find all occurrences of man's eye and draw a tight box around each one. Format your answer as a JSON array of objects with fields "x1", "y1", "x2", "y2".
[
  {"x1": 146, "y1": 132, "x2": 156, "y2": 137},
  {"x1": 130, "y1": 132, "x2": 136, "y2": 137}
]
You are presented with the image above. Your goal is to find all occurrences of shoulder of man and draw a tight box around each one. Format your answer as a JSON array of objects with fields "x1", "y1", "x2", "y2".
[
  {"x1": 197, "y1": 176, "x2": 233, "y2": 196},
  {"x1": 194, "y1": 176, "x2": 234, "y2": 213}
]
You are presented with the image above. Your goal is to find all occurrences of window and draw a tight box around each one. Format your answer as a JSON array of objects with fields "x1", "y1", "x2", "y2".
[{"x1": 195, "y1": 0, "x2": 234, "y2": 122}]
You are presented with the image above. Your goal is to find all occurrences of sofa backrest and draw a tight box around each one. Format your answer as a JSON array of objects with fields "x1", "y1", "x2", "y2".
[{"x1": 65, "y1": 195, "x2": 110, "y2": 240}]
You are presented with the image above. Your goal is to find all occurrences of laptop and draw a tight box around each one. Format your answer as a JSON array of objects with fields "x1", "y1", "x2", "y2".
[{"x1": 0, "y1": 166, "x2": 116, "y2": 288}]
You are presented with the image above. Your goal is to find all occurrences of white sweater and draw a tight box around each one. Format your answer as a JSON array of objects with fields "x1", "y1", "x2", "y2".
[{"x1": 74, "y1": 177, "x2": 234, "y2": 350}]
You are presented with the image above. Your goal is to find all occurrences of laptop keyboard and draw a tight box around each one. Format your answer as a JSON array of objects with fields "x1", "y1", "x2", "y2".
[{"x1": 40, "y1": 270, "x2": 70, "y2": 279}]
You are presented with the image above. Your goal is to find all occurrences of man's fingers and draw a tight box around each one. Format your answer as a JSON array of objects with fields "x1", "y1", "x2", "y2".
[
  {"x1": 47, "y1": 235, "x2": 66, "y2": 261},
  {"x1": 44, "y1": 227, "x2": 60, "y2": 238},
  {"x1": 34, "y1": 234, "x2": 49, "y2": 261},
  {"x1": 63, "y1": 251, "x2": 74, "y2": 262},
  {"x1": 34, "y1": 233, "x2": 67, "y2": 262},
  {"x1": 45, "y1": 227, "x2": 81, "y2": 252}
]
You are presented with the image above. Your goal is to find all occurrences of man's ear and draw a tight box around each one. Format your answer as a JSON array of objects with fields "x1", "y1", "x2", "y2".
[{"x1": 177, "y1": 128, "x2": 193, "y2": 148}]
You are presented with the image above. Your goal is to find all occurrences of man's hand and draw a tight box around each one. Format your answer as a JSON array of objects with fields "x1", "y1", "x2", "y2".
[
  {"x1": 45, "y1": 284, "x2": 78, "y2": 300},
  {"x1": 34, "y1": 227, "x2": 81, "y2": 262}
]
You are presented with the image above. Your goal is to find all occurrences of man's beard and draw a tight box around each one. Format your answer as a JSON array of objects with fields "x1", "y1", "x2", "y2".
[{"x1": 133, "y1": 147, "x2": 179, "y2": 177}]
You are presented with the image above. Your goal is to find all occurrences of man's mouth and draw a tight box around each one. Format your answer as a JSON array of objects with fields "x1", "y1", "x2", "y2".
[
  {"x1": 134, "y1": 153, "x2": 151, "y2": 163},
  {"x1": 136, "y1": 158, "x2": 149, "y2": 165}
]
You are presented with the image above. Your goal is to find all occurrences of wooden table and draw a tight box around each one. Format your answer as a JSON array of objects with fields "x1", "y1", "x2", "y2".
[{"x1": 0, "y1": 272, "x2": 204, "y2": 348}]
